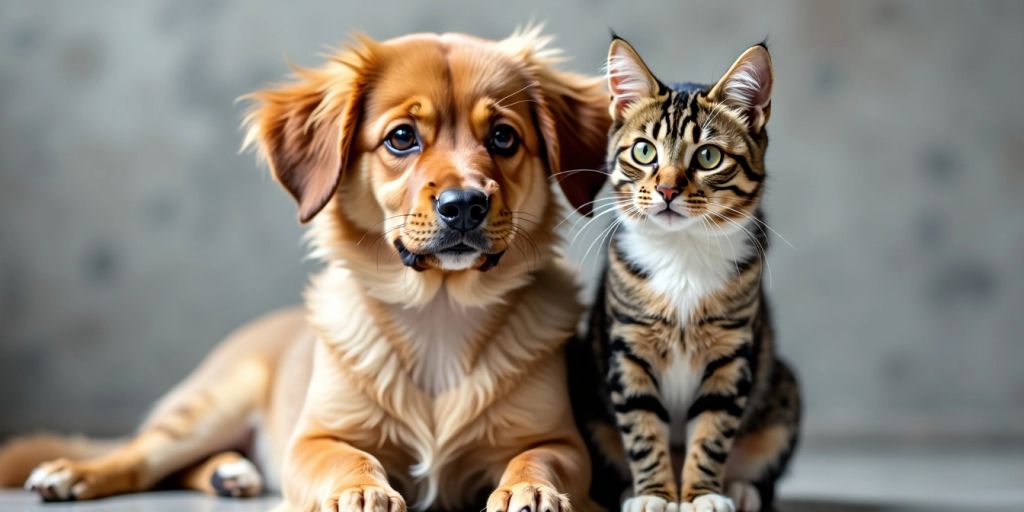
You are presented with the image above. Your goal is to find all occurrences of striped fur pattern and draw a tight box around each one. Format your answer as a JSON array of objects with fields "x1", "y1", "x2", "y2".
[{"x1": 571, "y1": 37, "x2": 800, "y2": 512}]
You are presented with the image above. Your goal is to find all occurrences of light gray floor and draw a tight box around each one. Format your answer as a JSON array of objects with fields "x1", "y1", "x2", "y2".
[{"x1": 1, "y1": 446, "x2": 1022, "y2": 511}]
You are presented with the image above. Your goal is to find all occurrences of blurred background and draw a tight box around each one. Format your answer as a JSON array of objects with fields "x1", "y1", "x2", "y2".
[{"x1": 1, "y1": 0, "x2": 1022, "y2": 497}]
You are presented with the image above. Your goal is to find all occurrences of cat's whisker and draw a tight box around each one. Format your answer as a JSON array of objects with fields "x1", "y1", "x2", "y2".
[
  {"x1": 569, "y1": 201, "x2": 628, "y2": 251},
  {"x1": 707, "y1": 210, "x2": 774, "y2": 289},
  {"x1": 548, "y1": 168, "x2": 612, "y2": 179},
  {"x1": 703, "y1": 200, "x2": 796, "y2": 251},
  {"x1": 581, "y1": 214, "x2": 623, "y2": 271},
  {"x1": 558, "y1": 194, "x2": 629, "y2": 221},
  {"x1": 556, "y1": 191, "x2": 629, "y2": 228},
  {"x1": 560, "y1": 197, "x2": 632, "y2": 231}
]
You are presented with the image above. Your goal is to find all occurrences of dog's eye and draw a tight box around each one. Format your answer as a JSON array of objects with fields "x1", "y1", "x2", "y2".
[
  {"x1": 488, "y1": 124, "x2": 520, "y2": 157},
  {"x1": 384, "y1": 125, "x2": 419, "y2": 155}
]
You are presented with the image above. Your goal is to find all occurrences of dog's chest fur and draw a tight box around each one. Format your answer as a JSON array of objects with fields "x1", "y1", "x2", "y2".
[
  {"x1": 385, "y1": 290, "x2": 488, "y2": 395},
  {"x1": 306, "y1": 264, "x2": 580, "y2": 509}
]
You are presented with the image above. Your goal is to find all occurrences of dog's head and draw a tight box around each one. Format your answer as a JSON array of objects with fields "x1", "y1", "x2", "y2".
[{"x1": 244, "y1": 29, "x2": 608, "y2": 282}]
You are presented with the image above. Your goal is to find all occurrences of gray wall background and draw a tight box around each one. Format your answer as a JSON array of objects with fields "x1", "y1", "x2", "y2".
[{"x1": 1, "y1": 0, "x2": 1022, "y2": 444}]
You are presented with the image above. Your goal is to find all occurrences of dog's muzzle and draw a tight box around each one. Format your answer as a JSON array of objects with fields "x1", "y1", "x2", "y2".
[{"x1": 393, "y1": 239, "x2": 505, "y2": 272}]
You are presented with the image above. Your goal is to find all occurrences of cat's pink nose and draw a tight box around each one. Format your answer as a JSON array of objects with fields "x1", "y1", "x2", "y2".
[{"x1": 656, "y1": 184, "x2": 679, "y2": 202}]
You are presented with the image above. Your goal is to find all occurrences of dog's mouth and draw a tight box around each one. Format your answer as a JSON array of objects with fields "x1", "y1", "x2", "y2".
[
  {"x1": 394, "y1": 239, "x2": 505, "y2": 272},
  {"x1": 440, "y1": 243, "x2": 477, "y2": 255}
]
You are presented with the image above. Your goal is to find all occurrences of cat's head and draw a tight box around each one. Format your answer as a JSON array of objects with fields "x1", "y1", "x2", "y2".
[{"x1": 604, "y1": 36, "x2": 773, "y2": 232}]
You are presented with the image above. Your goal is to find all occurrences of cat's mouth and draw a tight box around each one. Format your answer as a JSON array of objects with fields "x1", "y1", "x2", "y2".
[
  {"x1": 656, "y1": 207, "x2": 686, "y2": 219},
  {"x1": 645, "y1": 205, "x2": 703, "y2": 230}
]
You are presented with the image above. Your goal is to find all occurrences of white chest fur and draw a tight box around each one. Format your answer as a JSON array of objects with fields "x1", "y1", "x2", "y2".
[
  {"x1": 661, "y1": 344, "x2": 702, "y2": 442},
  {"x1": 385, "y1": 289, "x2": 489, "y2": 395},
  {"x1": 617, "y1": 219, "x2": 754, "y2": 325}
]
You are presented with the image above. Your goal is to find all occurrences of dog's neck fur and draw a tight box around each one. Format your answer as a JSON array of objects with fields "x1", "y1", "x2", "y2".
[{"x1": 382, "y1": 288, "x2": 490, "y2": 394}]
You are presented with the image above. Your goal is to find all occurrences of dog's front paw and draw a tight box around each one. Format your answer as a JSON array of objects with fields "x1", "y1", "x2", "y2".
[
  {"x1": 325, "y1": 484, "x2": 405, "y2": 512},
  {"x1": 681, "y1": 493, "x2": 735, "y2": 512},
  {"x1": 487, "y1": 481, "x2": 570, "y2": 512},
  {"x1": 210, "y1": 457, "x2": 263, "y2": 498},
  {"x1": 622, "y1": 494, "x2": 680, "y2": 512},
  {"x1": 25, "y1": 459, "x2": 92, "y2": 501}
]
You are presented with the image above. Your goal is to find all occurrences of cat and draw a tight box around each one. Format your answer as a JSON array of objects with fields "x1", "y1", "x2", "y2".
[{"x1": 569, "y1": 36, "x2": 801, "y2": 512}]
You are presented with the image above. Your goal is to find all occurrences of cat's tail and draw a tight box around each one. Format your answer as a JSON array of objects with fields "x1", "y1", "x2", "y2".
[{"x1": 0, "y1": 433, "x2": 120, "y2": 487}]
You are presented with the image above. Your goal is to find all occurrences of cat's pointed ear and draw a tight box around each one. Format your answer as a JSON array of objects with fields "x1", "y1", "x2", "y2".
[
  {"x1": 709, "y1": 44, "x2": 774, "y2": 133},
  {"x1": 606, "y1": 36, "x2": 660, "y2": 120}
]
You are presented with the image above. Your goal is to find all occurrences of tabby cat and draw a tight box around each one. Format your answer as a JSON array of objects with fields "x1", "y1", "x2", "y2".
[{"x1": 569, "y1": 37, "x2": 801, "y2": 512}]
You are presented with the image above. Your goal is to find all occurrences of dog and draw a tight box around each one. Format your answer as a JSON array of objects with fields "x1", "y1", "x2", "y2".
[{"x1": 0, "y1": 29, "x2": 610, "y2": 511}]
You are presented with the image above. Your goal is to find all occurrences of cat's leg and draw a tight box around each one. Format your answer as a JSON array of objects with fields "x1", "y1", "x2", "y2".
[
  {"x1": 679, "y1": 352, "x2": 751, "y2": 512},
  {"x1": 606, "y1": 342, "x2": 678, "y2": 512},
  {"x1": 724, "y1": 360, "x2": 801, "y2": 512}
]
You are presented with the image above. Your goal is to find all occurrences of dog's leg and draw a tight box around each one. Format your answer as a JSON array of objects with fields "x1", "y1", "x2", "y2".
[
  {"x1": 179, "y1": 450, "x2": 264, "y2": 498},
  {"x1": 26, "y1": 359, "x2": 269, "y2": 501},
  {"x1": 282, "y1": 433, "x2": 405, "y2": 512},
  {"x1": 486, "y1": 439, "x2": 597, "y2": 512}
]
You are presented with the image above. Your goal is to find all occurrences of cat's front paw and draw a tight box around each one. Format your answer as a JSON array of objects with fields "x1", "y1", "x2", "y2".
[
  {"x1": 622, "y1": 495, "x2": 680, "y2": 512},
  {"x1": 681, "y1": 493, "x2": 735, "y2": 512}
]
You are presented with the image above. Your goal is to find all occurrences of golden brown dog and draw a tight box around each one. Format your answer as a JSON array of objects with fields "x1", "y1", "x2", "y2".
[{"x1": 0, "y1": 29, "x2": 610, "y2": 512}]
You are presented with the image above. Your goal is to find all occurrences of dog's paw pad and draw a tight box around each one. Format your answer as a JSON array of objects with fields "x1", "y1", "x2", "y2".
[
  {"x1": 25, "y1": 459, "x2": 80, "y2": 501},
  {"x1": 210, "y1": 458, "x2": 263, "y2": 498}
]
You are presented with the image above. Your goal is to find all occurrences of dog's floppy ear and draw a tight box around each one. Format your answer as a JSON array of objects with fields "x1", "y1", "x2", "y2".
[
  {"x1": 242, "y1": 42, "x2": 373, "y2": 223},
  {"x1": 505, "y1": 28, "x2": 610, "y2": 217},
  {"x1": 531, "y1": 70, "x2": 611, "y2": 217}
]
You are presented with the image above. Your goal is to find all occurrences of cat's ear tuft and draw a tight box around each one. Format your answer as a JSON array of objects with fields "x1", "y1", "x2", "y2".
[
  {"x1": 606, "y1": 37, "x2": 660, "y2": 120},
  {"x1": 710, "y1": 45, "x2": 774, "y2": 133}
]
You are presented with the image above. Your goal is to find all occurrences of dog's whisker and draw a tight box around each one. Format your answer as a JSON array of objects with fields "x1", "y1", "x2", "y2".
[
  {"x1": 356, "y1": 214, "x2": 413, "y2": 246},
  {"x1": 507, "y1": 225, "x2": 542, "y2": 270}
]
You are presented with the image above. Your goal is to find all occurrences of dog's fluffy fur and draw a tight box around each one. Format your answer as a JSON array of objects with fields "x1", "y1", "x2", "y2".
[{"x1": 0, "y1": 29, "x2": 610, "y2": 512}]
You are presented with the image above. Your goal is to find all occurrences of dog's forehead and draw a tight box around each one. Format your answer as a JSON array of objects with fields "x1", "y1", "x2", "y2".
[{"x1": 366, "y1": 35, "x2": 532, "y2": 115}]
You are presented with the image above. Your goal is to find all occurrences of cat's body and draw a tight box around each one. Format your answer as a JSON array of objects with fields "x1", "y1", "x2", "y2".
[{"x1": 571, "y1": 38, "x2": 800, "y2": 512}]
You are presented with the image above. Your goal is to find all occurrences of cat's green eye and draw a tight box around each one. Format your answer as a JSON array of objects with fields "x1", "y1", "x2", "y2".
[
  {"x1": 694, "y1": 145, "x2": 723, "y2": 170},
  {"x1": 632, "y1": 140, "x2": 657, "y2": 165}
]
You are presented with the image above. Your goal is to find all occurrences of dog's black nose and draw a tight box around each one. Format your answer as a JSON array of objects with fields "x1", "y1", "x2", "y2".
[{"x1": 435, "y1": 188, "x2": 490, "y2": 231}]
